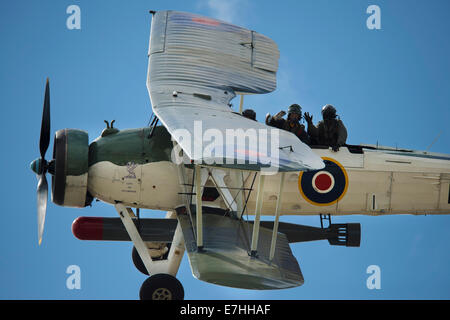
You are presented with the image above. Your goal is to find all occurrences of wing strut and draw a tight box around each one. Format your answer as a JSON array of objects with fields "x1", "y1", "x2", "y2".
[
  {"x1": 239, "y1": 94, "x2": 244, "y2": 114},
  {"x1": 250, "y1": 173, "x2": 265, "y2": 256},
  {"x1": 269, "y1": 172, "x2": 286, "y2": 260},
  {"x1": 195, "y1": 165, "x2": 204, "y2": 250},
  {"x1": 208, "y1": 169, "x2": 237, "y2": 212}
]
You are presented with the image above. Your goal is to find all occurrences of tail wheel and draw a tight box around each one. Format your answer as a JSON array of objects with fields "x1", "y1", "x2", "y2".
[{"x1": 139, "y1": 273, "x2": 184, "y2": 300}]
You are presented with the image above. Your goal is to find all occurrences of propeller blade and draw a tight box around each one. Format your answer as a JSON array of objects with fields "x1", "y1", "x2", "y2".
[
  {"x1": 39, "y1": 78, "x2": 50, "y2": 159},
  {"x1": 37, "y1": 173, "x2": 48, "y2": 246}
]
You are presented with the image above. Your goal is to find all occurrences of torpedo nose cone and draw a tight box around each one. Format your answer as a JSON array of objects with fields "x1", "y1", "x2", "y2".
[{"x1": 30, "y1": 158, "x2": 41, "y2": 174}]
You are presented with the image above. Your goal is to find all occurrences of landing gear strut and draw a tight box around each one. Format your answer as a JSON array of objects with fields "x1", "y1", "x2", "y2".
[{"x1": 140, "y1": 273, "x2": 184, "y2": 300}]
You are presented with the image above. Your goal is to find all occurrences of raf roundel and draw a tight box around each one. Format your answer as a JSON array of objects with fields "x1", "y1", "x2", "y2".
[
  {"x1": 312, "y1": 171, "x2": 335, "y2": 194},
  {"x1": 298, "y1": 157, "x2": 348, "y2": 206}
]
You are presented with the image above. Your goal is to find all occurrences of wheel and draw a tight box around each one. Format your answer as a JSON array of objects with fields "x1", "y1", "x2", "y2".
[
  {"x1": 132, "y1": 244, "x2": 172, "y2": 275},
  {"x1": 132, "y1": 246, "x2": 148, "y2": 275},
  {"x1": 139, "y1": 274, "x2": 184, "y2": 300}
]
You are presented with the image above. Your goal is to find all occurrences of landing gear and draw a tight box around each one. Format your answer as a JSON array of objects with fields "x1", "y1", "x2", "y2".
[
  {"x1": 132, "y1": 246, "x2": 148, "y2": 275},
  {"x1": 114, "y1": 205, "x2": 186, "y2": 300},
  {"x1": 132, "y1": 245, "x2": 172, "y2": 275},
  {"x1": 139, "y1": 273, "x2": 185, "y2": 300}
]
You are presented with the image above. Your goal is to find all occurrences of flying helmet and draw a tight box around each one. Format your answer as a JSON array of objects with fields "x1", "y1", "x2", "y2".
[
  {"x1": 288, "y1": 104, "x2": 302, "y2": 115},
  {"x1": 242, "y1": 108, "x2": 256, "y2": 120},
  {"x1": 321, "y1": 104, "x2": 337, "y2": 120}
]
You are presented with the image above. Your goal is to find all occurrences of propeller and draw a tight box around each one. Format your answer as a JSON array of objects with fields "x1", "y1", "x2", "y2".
[{"x1": 31, "y1": 78, "x2": 51, "y2": 245}]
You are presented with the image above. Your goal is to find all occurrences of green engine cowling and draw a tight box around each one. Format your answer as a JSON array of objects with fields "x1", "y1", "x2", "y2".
[{"x1": 52, "y1": 129, "x2": 92, "y2": 207}]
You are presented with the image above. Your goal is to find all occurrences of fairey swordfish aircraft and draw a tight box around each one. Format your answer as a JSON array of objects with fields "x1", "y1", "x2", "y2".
[{"x1": 30, "y1": 10, "x2": 450, "y2": 300}]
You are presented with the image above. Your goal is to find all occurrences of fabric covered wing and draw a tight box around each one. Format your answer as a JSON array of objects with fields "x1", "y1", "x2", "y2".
[
  {"x1": 156, "y1": 102, "x2": 324, "y2": 172},
  {"x1": 147, "y1": 10, "x2": 324, "y2": 172},
  {"x1": 176, "y1": 208, "x2": 304, "y2": 290}
]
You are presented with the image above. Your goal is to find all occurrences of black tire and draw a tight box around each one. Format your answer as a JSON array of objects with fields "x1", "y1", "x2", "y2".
[
  {"x1": 139, "y1": 274, "x2": 184, "y2": 300},
  {"x1": 132, "y1": 246, "x2": 149, "y2": 275},
  {"x1": 132, "y1": 245, "x2": 172, "y2": 275}
]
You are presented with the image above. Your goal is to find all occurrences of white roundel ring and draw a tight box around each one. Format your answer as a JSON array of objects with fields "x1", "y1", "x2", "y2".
[{"x1": 311, "y1": 171, "x2": 335, "y2": 194}]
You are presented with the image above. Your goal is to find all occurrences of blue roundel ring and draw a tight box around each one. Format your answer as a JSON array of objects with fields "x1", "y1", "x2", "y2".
[{"x1": 298, "y1": 157, "x2": 348, "y2": 206}]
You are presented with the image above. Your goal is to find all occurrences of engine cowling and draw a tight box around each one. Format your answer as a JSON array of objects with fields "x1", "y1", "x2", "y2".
[{"x1": 52, "y1": 129, "x2": 92, "y2": 207}]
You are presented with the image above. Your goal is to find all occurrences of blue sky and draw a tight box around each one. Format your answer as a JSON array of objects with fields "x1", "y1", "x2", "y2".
[{"x1": 1, "y1": 0, "x2": 449, "y2": 299}]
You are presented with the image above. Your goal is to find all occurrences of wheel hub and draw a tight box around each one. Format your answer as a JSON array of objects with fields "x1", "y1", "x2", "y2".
[{"x1": 152, "y1": 288, "x2": 172, "y2": 300}]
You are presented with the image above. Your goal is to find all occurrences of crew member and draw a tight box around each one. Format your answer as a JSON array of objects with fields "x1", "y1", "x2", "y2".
[
  {"x1": 242, "y1": 108, "x2": 257, "y2": 121},
  {"x1": 265, "y1": 104, "x2": 310, "y2": 144},
  {"x1": 304, "y1": 104, "x2": 347, "y2": 151}
]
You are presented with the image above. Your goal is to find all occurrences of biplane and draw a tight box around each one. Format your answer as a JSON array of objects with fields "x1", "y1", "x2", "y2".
[{"x1": 30, "y1": 10, "x2": 450, "y2": 300}]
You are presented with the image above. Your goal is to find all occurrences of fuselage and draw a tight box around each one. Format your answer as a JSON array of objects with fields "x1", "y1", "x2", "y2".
[{"x1": 87, "y1": 126, "x2": 450, "y2": 216}]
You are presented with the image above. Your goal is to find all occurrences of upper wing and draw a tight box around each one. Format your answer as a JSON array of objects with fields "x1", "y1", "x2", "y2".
[{"x1": 146, "y1": 10, "x2": 324, "y2": 172}]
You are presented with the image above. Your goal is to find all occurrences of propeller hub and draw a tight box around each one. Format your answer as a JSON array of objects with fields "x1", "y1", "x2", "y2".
[{"x1": 30, "y1": 158, "x2": 46, "y2": 175}]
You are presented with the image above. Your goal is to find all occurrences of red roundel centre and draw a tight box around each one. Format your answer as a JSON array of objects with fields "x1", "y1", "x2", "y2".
[{"x1": 314, "y1": 173, "x2": 332, "y2": 191}]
